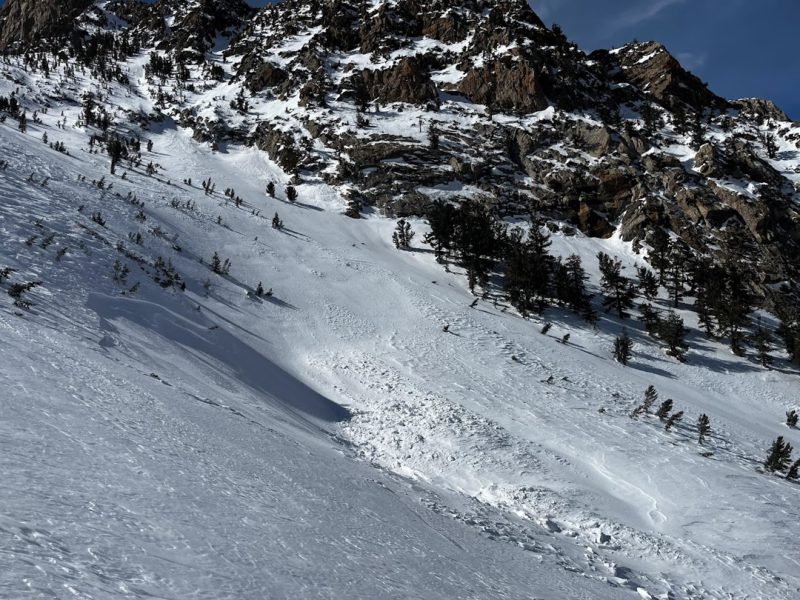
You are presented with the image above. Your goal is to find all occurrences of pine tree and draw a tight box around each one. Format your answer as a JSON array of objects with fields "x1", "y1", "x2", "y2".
[
  {"x1": 540, "y1": 322, "x2": 552, "y2": 335},
  {"x1": 637, "y1": 267, "x2": 659, "y2": 300},
  {"x1": 424, "y1": 200, "x2": 457, "y2": 263},
  {"x1": 639, "y1": 303, "x2": 662, "y2": 336},
  {"x1": 764, "y1": 436, "x2": 793, "y2": 473},
  {"x1": 266, "y1": 181, "x2": 275, "y2": 197},
  {"x1": 656, "y1": 399, "x2": 673, "y2": 421},
  {"x1": 630, "y1": 404, "x2": 646, "y2": 419},
  {"x1": 597, "y1": 252, "x2": 636, "y2": 318},
  {"x1": 643, "y1": 385, "x2": 658, "y2": 414},
  {"x1": 762, "y1": 132, "x2": 779, "y2": 159},
  {"x1": 648, "y1": 228, "x2": 671, "y2": 285},
  {"x1": 504, "y1": 227, "x2": 553, "y2": 314},
  {"x1": 665, "y1": 411, "x2": 684, "y2": 431},
  {"x1": 614, "y1": 329, "x2": 633, "y2": 365},
  {"x1": 392, "y1": 219, "x2": 415, "y2": 250},
  {"x1": 697, "y1": 414, "x2": 711, "y2": 444},
  {"x1": 750, "y1": 319, "x2": 774, "y2": 368},
  {"x1": 777, "y1": 313, "x2": 800, "y2": 366},
  {"x1": 672, "y1": 103, "x2": 689, "y2": 136},
  {"x1": 640, "y1": 102, "x2": 660, "y2": 136},
  {"x1": 715, "y1": 262, "x2": 754, "y2": 355},
  {"x1": 694, "y1": 285, "x2": 715, "y2": 336},
  {"x1": 658, "y1": 311, "x2": 689, "y2": 361},
  {"x1": 690, "y1": 111, "x2": 706, "y2": 148},
  {"x1": 256, "y1": 281, "x2": 265, "y2": 296},
  {"x1": 272, "y1": 212, "x2": 283, "y2": 230},
  {"x1": 787, "y1": 410, "x2": 798, "y2": 428},
  {"x1": 664, "y1": 243, "x2": 689, "y2": 308},
  {"x1": 211, "y1": 252, "x2": 222, "y2": 274},
  {"x1": 787, "y1": 459, "x2": 800, "y2": 481},
  {"x1": 285, "y1": 185, "x2": 298, "y2": 203},
  {"x1": 452, "y1": 202, "x2": 501, "y2": 294},
  {"x1": 108, "y1": 137, "x2": 127, "y2": 174},
  {"x1": 563, "y1": 254, "x2": 594, "y2": 320}
]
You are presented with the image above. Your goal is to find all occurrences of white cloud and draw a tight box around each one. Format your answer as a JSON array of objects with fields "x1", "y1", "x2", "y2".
[
  {"x1": 610, "y1": 0, "x2": 687, "y2": 32},
  {"x1": 530, "y1": 0, "x2": 687, "y2": 33},
  {"x1": 529, "y1": 0, "x2": 569, "y2": 21},
  {"x1": 676, "y1": 51, "x2": 708, "y2": 71}
]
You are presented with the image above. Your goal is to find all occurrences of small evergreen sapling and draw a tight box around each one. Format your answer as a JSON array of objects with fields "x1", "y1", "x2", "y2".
[
  {"x1": 765, "y1": 436, "x2": 793, "y2": 473},
  {"x1": 272, "y1": 213, "x2": 283, "y2": 230},
  {"x1": 787, "y1": 409, "x2": 799, "y2": 428},
  {"x1": 697, "y1": 414, "x2": 711, "y2": 444},
  {"x1": 614, "y1": 329, "x2": 633, "y2": 365},
  {"x1": 655, "y1": 399, "x2": 673, "y2": 421},
  {"x1": 8, "y1": 281, "x2": 41, "y2": 309},
  {"x1": 632, "y1": 385, "x2": 659, "y2": 418},
  {"x1": 643, "y1": 385, "x2": 658, "y2": 414},
  {"x1": 630, "y1": 405, "x2": 645, "y2": 419},
  {"x1": 787, "y1": 459, "x2": 800, "y2": 481},
  {"x1": 285, "y1": 185, "x2": 298, "y2": 203},
  {"x1": 665, "y1": 411, "x2": 684, "y2": 431},
  {"x1": 210, "y1": 252, "x2": 231, "y2": 275},
  {"x1": 266, "y1": 181, "x2": 275, "y2": 198},
  {"x1": 0, "y1": 267, "x2": 15, "y2": 283},
  {"x1": 113, "y1": 260, "x2": 129, "y2": 284},
  {"x1": 392, "y1": 219, "x2": 415, "y2": 250}
]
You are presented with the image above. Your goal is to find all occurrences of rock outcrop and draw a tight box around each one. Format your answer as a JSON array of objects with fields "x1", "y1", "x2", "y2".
[{"x1": 0, "y1": 0, "x2": 93, "y2": 50}]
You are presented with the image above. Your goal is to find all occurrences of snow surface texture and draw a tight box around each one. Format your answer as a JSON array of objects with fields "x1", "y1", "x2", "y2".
[{"x1": 1, "y1": 31, "x2": 800, "y2": 600}]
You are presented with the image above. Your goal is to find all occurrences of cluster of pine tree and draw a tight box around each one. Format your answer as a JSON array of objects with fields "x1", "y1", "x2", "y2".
[
  {"x1": 630, "y1": 386, "x2": 710, "y2": 442},
  {"x1": 426, "y1": 196, "x2": 796, "y2": 367},
  {"x1": 423, "y1": 201, "x2": 594, "y2": 321}
]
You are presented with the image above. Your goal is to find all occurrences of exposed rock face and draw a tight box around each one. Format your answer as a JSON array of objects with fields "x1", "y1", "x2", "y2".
[
  {"x1": 458, "y1": 58, "x2": 548, "y2": 114},
  {"x1": 0, "y1": 0, "x2": 93, "y2": 50},
  {"x1": 252, "y1": 122, "x2": 305, "y2": 173},
  {"x1": 241, "y1": 59, "x2": 289, "y2": 93},
  {"x1": 120, "y1": 0, "x2": 255, "y2": 62},
  {"x1": 734, "y1": 98, "x2": 790, "y2": 123},
  {"x1": 354, "y1": 58, "x2": 438, "y2": 105},
  {"x1": 593, "y1": 42, "x2": 726, "y2": 111}
]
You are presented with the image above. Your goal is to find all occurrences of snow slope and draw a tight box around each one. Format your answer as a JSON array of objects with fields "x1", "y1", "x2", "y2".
[
  {"x1": 0, "y1": 126, "x2": 630, "y2": 599},
  {"x1": 1, "y1": 46, "x2": 799, "y2": 600}
]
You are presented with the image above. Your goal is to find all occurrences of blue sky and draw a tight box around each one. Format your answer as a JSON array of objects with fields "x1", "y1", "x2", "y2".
[
  {"x1": 529, "y1": 0, "x2": 799, "y2": 119},
  {"x1": 1, "y1": 0, "x2": 795, "y2": 117}
]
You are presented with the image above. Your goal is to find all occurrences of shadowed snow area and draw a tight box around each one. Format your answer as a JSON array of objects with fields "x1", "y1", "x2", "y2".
[{"x1": 86, "y1": 292, "x2": 350, "y2": 423}]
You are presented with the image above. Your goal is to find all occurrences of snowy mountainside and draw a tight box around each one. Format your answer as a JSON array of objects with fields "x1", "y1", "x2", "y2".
[
  {"x1": 1, "y1": 0, "x2": 800, "y2": 599},
  {"x1": 0, "y1": 117, "x2": 628, "y2": 600}
]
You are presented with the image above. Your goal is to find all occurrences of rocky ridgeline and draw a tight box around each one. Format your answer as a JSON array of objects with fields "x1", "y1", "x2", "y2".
[{"x1": 1, "y1": 0, "x2": 799, "y2": 303}]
